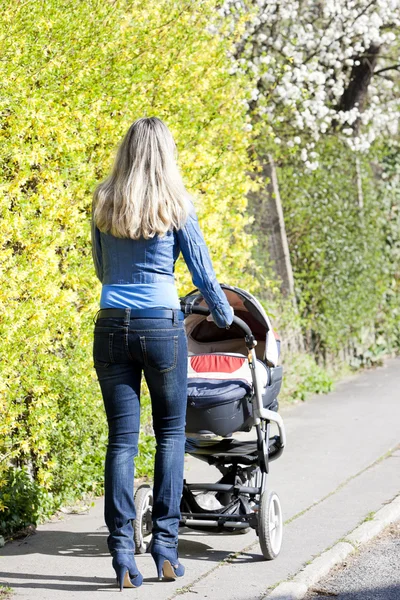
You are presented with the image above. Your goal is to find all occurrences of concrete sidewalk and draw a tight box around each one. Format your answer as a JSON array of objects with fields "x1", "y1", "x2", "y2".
[{"x1": 1, "y1": 358, "x2": 399, "y2": 600}]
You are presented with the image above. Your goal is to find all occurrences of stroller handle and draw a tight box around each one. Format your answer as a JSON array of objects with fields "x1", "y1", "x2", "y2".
[{"x1": 180, "y1": 303, "x2": 256, "y2": 348}]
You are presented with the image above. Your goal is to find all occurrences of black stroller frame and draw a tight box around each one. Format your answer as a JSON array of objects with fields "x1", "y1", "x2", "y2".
[{"x1": 134, "y1": 286, "x2": 286, "y2": 560}]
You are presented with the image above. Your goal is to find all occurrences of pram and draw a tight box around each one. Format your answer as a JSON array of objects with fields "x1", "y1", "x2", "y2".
[{"x1": 133, "y1": 285, "x2": 286, "y2": 560}]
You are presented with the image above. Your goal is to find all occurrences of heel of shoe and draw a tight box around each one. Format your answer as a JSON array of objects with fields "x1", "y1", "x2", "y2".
[
  {"x1": 112, "y1": 557, "x2": 143, "y2": 590},
  {"x1": 151, "y1": 544, "x2": 185, "y2": 581},
  {"x1": 114, "y1": 565, "x2": 128, "y2": 591},
  {"x1": 153, "y1": 553, "x2": 165, "y2": 581}
]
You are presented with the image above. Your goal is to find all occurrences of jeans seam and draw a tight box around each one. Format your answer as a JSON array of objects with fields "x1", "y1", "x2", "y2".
[
  {"x1": 139, "y1": 336, "x2": 147, "y2": 366},
  {"x1": 124, "y1": 329, "x2": 135, "y2": 361},
  {"x1": 108, "y1": 333, "x2": 114, "y2": 363},
  {"x1": 151, "y1": 539, "x2": 178, "y2": 548}
]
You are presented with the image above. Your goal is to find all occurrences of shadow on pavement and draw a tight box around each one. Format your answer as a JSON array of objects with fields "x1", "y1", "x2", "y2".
[
  {"x1": 1, "y1": 528, "x2": 252, "y2": 562},
  {"x1": 0, "y1": 571, "x2": 116, "y2": 593},
  {"x1": 0, "y1": 530, "x2": 109, "y2": 558}
]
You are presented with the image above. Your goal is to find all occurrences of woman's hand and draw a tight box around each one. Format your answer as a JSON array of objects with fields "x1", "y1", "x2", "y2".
[{"x1": 206, "y1": 305, "x2": 234, "y2": 323}]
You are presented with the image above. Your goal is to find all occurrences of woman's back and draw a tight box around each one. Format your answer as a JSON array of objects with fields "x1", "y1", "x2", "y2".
[
  {"x1": 93, "y1": 228, "x2": 179, "y2": 309},
  {"x1": 92, "y1": 198, "x2": 233, "y2": 326},
  {"x1": 93, "y1": 219, "x2": 178, "y2": 286}
]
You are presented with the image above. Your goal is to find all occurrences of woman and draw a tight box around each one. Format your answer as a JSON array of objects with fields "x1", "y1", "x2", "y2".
[{"x1": 91, "y1": 117, "x2": 233, "y2": 590}]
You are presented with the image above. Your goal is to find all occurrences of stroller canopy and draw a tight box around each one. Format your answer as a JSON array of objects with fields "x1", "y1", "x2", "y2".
[{"x1": 180, "y1": 284, "x2": 280, "y2": 366}]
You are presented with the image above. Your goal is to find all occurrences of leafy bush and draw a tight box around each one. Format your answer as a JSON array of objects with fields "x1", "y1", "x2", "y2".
[
  {"x1": 0, "y1": 467, "x2": 54, "y2": 537},
  {"x1": 279, "y1": 353, "x2": 335, "y2": 403}
]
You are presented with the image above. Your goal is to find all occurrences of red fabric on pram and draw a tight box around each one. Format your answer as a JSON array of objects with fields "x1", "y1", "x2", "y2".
[{"x1": 190, "y1": 354, "x2": 246, "y2": 375}]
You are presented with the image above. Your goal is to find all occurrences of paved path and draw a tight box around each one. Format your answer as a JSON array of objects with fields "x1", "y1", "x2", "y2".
[
  {"x1": 1, "y1": 358, "x2": 399, "y2": 600},
  {"x1": 302, "y1": 520, "x2": 400, "y2": 600}
]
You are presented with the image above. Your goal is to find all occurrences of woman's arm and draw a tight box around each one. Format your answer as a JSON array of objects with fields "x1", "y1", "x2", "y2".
[
  {"x1": 91, "y1": 212, "x2": 103, "y2": 282},
  {"x1": 176, "y1": 202, "x2": 234, "y2": 329}
]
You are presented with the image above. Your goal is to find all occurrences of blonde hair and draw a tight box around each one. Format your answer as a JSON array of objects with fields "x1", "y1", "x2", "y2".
[{"x1": 93, "y1": 117, "x2": 190, "y2": 239}]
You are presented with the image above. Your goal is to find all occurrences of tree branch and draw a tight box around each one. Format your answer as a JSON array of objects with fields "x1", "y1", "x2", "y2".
[{"x1": 374, "y1": 64, "x2": 400, "y2": 76}]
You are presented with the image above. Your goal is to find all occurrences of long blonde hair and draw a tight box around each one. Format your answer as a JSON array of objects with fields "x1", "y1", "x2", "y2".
[{"x1": 93, "y1": 117, "x2": 190, "y2": 239}]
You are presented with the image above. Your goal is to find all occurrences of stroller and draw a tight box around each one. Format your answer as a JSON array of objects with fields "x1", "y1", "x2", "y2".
[{"x1": 134, "y1": 285, "x2": 286, "y2": 560}]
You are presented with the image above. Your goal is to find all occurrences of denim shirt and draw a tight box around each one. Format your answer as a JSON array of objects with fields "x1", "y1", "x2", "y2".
[{"x1": 91, "y1": 202, "x2": 233, "y2": 328}]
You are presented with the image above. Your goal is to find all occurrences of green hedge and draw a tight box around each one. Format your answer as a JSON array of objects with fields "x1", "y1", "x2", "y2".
[
  {"x1": 279, "y1": 138, "x2": 400, "y2": 360},
  {"x1": 0, "y1": 0, "x2": 259, "y2": 535}
]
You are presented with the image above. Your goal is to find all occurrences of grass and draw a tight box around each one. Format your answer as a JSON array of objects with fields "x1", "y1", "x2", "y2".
[{"x1": 362, "y1": 511, "x2": 375, "y2": 523}]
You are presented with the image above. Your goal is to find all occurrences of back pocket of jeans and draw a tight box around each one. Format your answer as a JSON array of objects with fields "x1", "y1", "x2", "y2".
[
  {"x1": 140, "y1": 335, "x2": 178, "y2": 373},
  {"x1": 93, "y1": 332, "x2": 114, "y2": 368}
]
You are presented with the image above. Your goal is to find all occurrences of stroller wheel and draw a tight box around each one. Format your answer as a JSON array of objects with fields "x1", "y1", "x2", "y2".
[
  {"x1": 258, "y1": 490, "x2": 283, "y2": 560},
  {"x1": 134, "y1": 484, "x2": 153, "y2": 554}
]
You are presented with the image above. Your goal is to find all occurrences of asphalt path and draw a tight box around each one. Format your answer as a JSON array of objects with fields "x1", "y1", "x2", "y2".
[
  {"x1": 303, "y1": 520, "x2": 400, "y2": 600},
  {"x1": 1, "y1": 358, "x2": 399, "y2": 600}
]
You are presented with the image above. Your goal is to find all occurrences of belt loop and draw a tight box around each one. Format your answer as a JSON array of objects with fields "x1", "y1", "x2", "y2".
[
  {"x1": 172, "y1": 309, "x2": 178, "y2": 327},
  {"x1": 93, "y1": 309, "x2": 101, "y2": 324},
  {"x1": 124, "y1": 308, "x2": 130, "y2": 327}
]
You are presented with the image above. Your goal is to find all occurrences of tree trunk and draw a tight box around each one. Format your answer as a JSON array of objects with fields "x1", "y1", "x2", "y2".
[
  {"x1": 355, "y1": 156, "x2": 364, "y2": 211},
  {"x1": 337, "y1": 44, "x2": 381, "y2": 132},
  {"x1": 257, "y1": 154, "x2": 296, "y2": 299}
]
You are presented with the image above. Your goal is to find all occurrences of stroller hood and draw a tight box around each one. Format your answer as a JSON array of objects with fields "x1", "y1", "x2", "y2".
[{"x1": 180, "y1": 284, "x2": 280, "y2": 366}]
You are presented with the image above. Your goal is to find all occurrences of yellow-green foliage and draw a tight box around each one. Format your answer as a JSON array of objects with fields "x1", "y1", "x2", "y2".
[{"x1": 0, "y1": 1, "x2": 260, "y2": 532}]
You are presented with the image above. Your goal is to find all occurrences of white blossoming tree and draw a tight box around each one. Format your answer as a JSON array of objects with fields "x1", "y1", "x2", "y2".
[
  {"x1": 218, "y1": 0, "x2": 400, "y2": 360},
  {"x1": 221, "y1": 0, "x2": 400, "y2": 154}
]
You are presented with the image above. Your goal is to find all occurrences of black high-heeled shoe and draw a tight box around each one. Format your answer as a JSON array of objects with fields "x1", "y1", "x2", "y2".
[
  {"x1": 150, "y1": 542, "x2": 185, "y2": 581},
  {"x1": 112, "y1": 554, "x2": 143, "y2": 591}
]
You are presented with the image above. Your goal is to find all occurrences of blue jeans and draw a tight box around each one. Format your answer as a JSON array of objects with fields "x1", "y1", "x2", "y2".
[{"x1": 93, "y1": 310, "x2": 188, "y2": 555}]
